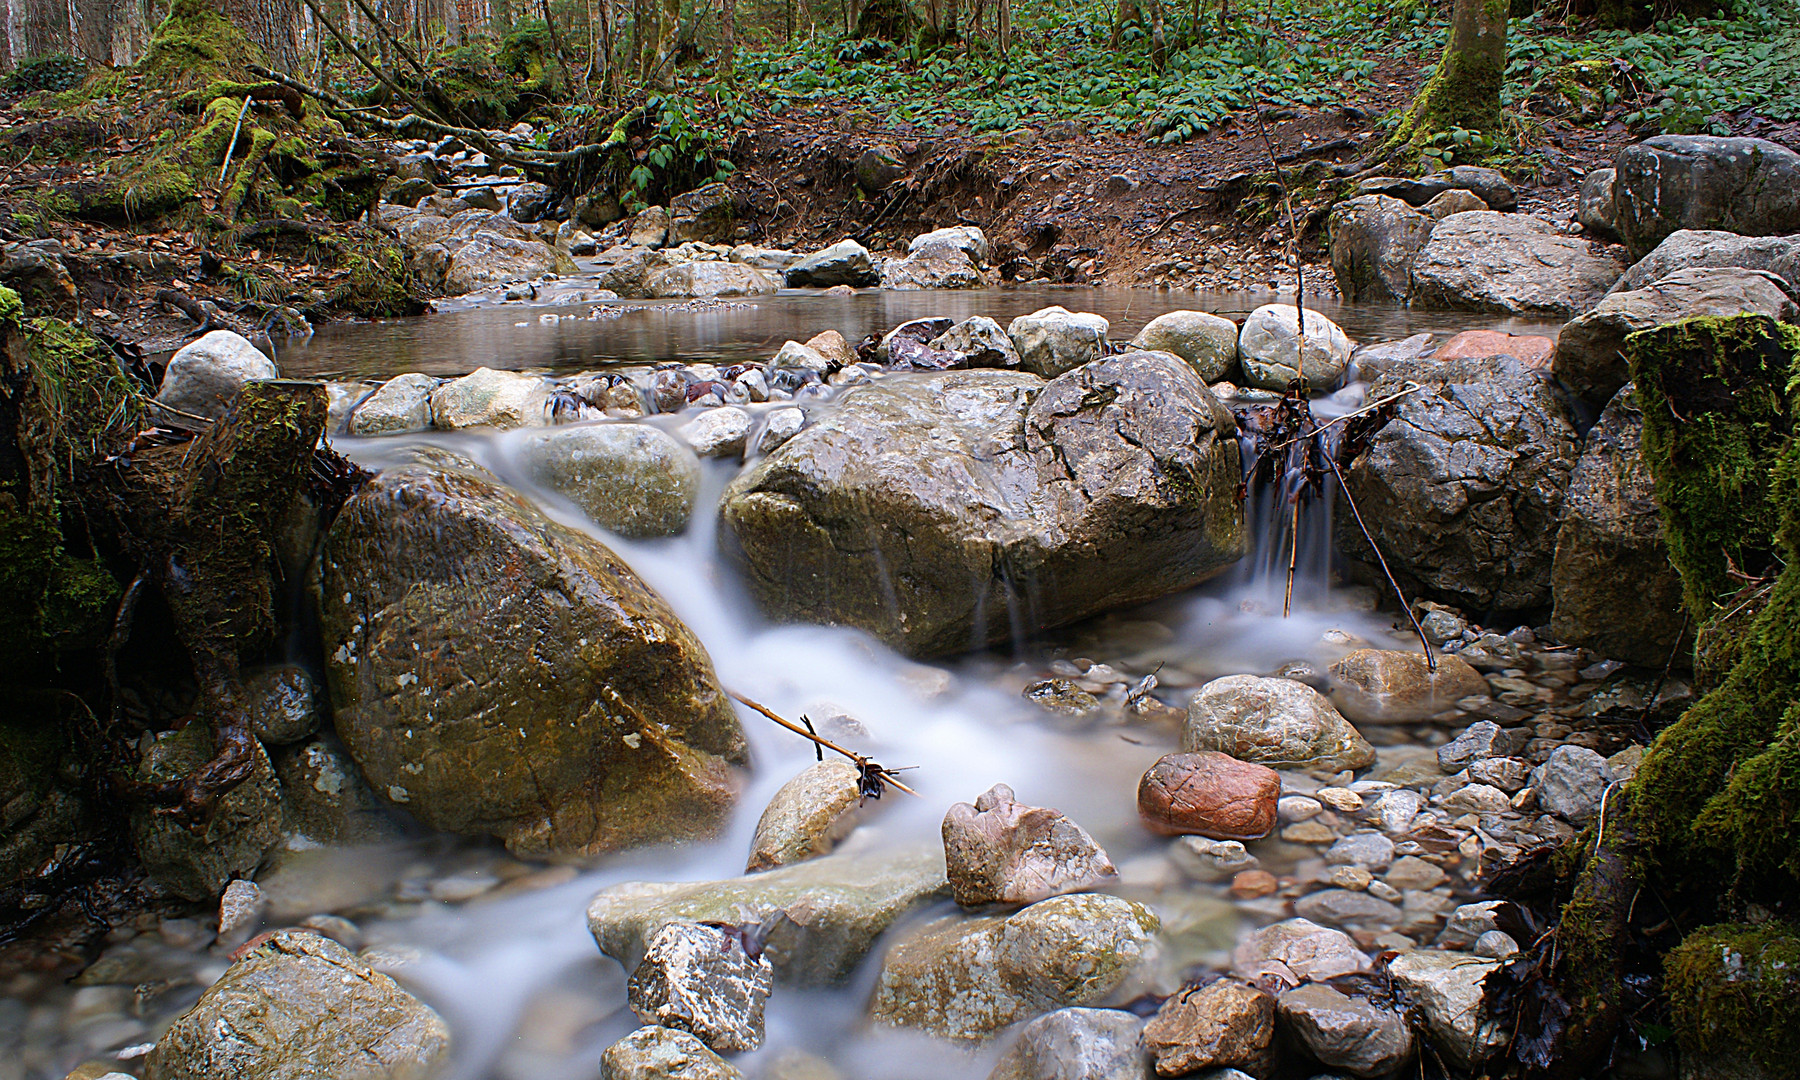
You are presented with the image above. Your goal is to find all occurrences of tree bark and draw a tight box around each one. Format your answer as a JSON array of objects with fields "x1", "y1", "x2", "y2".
[
  {"x1": 223, "y1": 0, "x2": 306, "y2": 73},
  {"x1": 720, "y1": 0, "x2": 734, "y2": 78},
  {"x1": 1386, "y1": 0, "x2": 1506, "y2": 151}
]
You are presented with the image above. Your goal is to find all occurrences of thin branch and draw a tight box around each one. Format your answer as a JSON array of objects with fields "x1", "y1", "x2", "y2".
[
  {"x1": 728, "y1": 690, "x2": 919, "y2": 797},
  {"x1": 1323, "y1": 450, "x2": 1436, "y2": 671},
  {"x1": 1264, "y1": 381, "x2": 1424, "y2": 457}
]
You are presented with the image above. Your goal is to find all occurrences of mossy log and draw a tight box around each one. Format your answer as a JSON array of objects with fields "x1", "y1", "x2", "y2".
[{"x1": 1550, "y1": 315, "x2": 1800, "y2": 1075}]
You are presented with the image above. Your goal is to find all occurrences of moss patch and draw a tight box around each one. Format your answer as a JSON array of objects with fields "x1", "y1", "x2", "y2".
[
  {"x1": 139, "y1": 0, "x2": 265, "y2": 87},
  {"x1": 1666, "y1": 922, "x2": 1800, "y2": 1074}
]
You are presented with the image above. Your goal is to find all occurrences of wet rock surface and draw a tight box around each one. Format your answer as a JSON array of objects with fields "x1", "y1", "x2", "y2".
[
  {"x1": 131, "y1": 725, "x2": 282, "y2": 902},
  {"x1": 153, "y1": 330, "x2": 277, "y2": 422},
  {"x1": 1138, "y1": 752, "x2": 1280, "y2": 840},
  {"x1": 1611, "y1": 135, "x2": 1800, "y2": 257},
  {"x1": 1183, "y1": 675, "x2": 1375, "y2": 771},
  {"x1": 1384, "y1": 950, "x2": 1505, "y2": 1069},
  {"x1": 1128, "y1": 309, "x2": 1240, "y2": 381},
  {"x1": 1408, "y1": 211, "x2": 1624, "y2": 316},
  {"x1": 1611, "y1": 228, "x2": 1800, "y2": 294},
  {"x1": 1276, "y1": 983, "x2": 1412, "y2": 1078},
  {"x1": 987, "y1": 1007, "x2": 1150, "y2": 1080},
  {"x1": 601, "y1": 1026, "x2": 743, "y2": 1080},
  {"x1": 745, "y1": 760, "x2": 867, "y2": 872},
  {"x1": 517, "y1": 421, "x2": 701, "y2": 538},
  {"x1": 1337, "y1": 354, "x2": 1580, "y2": 613},
  {"x1": 627, "y1": 921, "x2": 773, "y2": 1053},
  {"x1": 1237, "y1": 304, "x2": 1352, "y2": 390},
  {"x1": 721, "y1": 355, "x2": 1243, "y2": 656},
  {"x1": 1007, "y1": 305, "x2": 1110, "y2": 377},
  {"x1": 1142, "y1": 979, "x2": 1275, "y2": 1078},
  {"x1": 1326, "y1": 649, "x2": 1489, "y2": 723},
  {"x1": 869, "y1": 893, "x2": 1160, "y2": 1042},
  {"x1": 147, "y1": 930, "x2": 450, "y2": 1080},
  {"x1": 942, "y1": 783, "x2": 1117, "y2": 907},
  {"x1": 1327, "y1": 195, "x2": 1436, "y2": 304},
  {"x1": 318, "y1": 464, "x2": 746, "y2": 857}
]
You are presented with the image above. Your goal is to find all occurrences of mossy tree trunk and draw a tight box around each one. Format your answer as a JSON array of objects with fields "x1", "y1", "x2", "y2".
[{"x1": 1385, "y1": 0, "x2": 1506, "y2": 153}]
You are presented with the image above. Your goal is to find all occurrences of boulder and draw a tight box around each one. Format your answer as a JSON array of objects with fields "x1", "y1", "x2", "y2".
[
  {"x1": 1409, "y1": 211, "x2": 1625, "y2": 316},
  {"x1": 131, "y1": 725, "x2": 281, "y2": 902},
  {"x1": 601, "y1": 248, "x2": 685, "y2": 298},
  {"x1": 931, "y1": 315, "x2": 1023, "y2": 369},
  {"x1": 1357, "y1": 166, "x2": 1518, "y2": 211},
  {"x1": 1422, "y1": 188, "x2": 1488, "y2": 218},
  {"x1": 804, "y1": 330, "x2": 856, "y2": 367},
  {"x1": 1335, "y1": 355, "x2": 1580, "y2": 612},
  {"x1": 430, "y1": 366, "x2": 550, "y2": 429},
  {"x1": 627, "y1": 921, "x2": 772, "y2": 1053},
  {"x1": 587, "y1": 847, "x2": 948, "y2": 986},
  {"x1": 1138, "y1": 752, "x2": 1280, "y2": 841},
  {"x1": 1276, "y1": 984, "x2": 1413, "y2": 1078},
  {"x1": 910, "y1": 226, "x2": 989, "y2": 263},
  {"x1": 1611, "y1": 229, "x2": 1800, "y2": 294},
  {"x1": 1611, "y1": 135, "x2": 1800, "y2": 257},
  {"x1": 645, "y1": 262, "x2": 780, "y2": 299},
  {"x1": 1237, "y1": 304, "x2": 1352, "y2": 390},
  {"x1": 1384, "y1": 951, "x2": 1505, "y2": 1069},
  {"x1": 1434, "y1": 329, "x2": 1553, "y2": 368},
  {"x1": 443, "y1": 232, "x2": 573, "y2": 294},
  {"x1": 1578, "y1": 168, "x2": 1618, "y2": 239},
  {"x1": 630, "y1": 205, "x2": 671, "y2": 248},
  {"x1": 1532, "y1": 745, "x2": 1614, "y2": 824},
  {"x1": 679, "y1": 406, "x2": 753, "y2": 459},
  {"x1": 1143, "y1": 980, "x2": 1274, "y2": 1079},
  {"x1": 855, "y1": 147, "x2": 907, "y2": 191},
  {"x1": 516, "y1": 422, "x2": 701, "y2": 538},
  {"x1": 1327, "y1": 195, "x2": 1436, "y2": 304},
  {"x1": 1128, "y1": 311, "x2": 1240, "y2": 381},
  {"x1": 1553, "y1": 267, "x2": 1799, "y2": 409},
  {"x1": 318, "y1": 465, "x2": 746, "y2": 857},
  {"x1": 1326, "y1": 650, "x2": 1489, "y2": 724},
  {"x1": 1183, "y1": 675, "x2": 1375, "y2": 771},
  {"x1": 1348, "y1": 333, "x2": 1435, "y2": 381},
  {"x1": 730, "y1": 244, "x2": 802, "y2": 272},
  {"x1": 0, "y1": 240, "x2": 76, "y2": 310},
  {"x1": 786, "y1": 240, "x2": 879, "y2": 287},
  {"x1": 154, "y1": 330, "x2": 278, "y2": 422},
  {"x1": 746, "y1": 760, "x2": 866, "y2": 872},
  {"x1": 348, "y1": 373, "x2": 435, "y2": 436},
  {"x1": 1007, "y1": 306, "x2": 1110, "y2": 377},
  {"x1": 942, "y1": 783, "x2": 1117, "y2": 907},
  {"x1": 1550, "y1": 385, "x2": 1687, "y2": 665},
  {"x1": 1232, "y1": 918, "x2": 1370, "y2": 984},
  {"x1": 868, "y1": 893, "x2": 1161, "y2": 1042},
  {"x1": 146, "y1": 930, "x2": 449, "y2": 1080},
  {"x1": 273, "y1": 737, "x2": 403, "y2": 846},
  {"x1": 575, "y1": 190, "x2": 625, "y2": 229},
  {"x1": 720, "y1": 358, "x2": 1243, "y2": 656},
  {"x1": 771, "y1": 340, "x2": 830, "y2": 374},
  {"x1": 669, "y1": 183, "x2": 736, "y2": 245},
  {"x1": 242, "y1": 664, "x2": 320, "y2": 745},
  {"x1": 601, "y1": 1027, "x2": 741, "y2": 1080},
  {"x1": 987, "y1": 1008, "x2": 1150, "y2": 1080},
  {"x1": 754, "y1": 407, "x2": 806, "y2": 455},
  {"x1": 880, "y1": 247, "x2": 984, "y2": 290},
  {"x1": 507, "y1": 181, "x2": 561, "y2": 223}
]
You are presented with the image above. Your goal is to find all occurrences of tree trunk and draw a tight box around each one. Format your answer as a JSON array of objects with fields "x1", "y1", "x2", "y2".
[
  {"x1": 23, "y1": 0, "x2": 74, "y2": 56},
  {"x1": 1386, "y1": 0, "x2": 1506, "y2": 151},
  {"x1": 719, "y1": 0, "x2": 733, "y2": 78},
  {"x1": 223, "y1": 0, "x2": 306, "y2": 73}
]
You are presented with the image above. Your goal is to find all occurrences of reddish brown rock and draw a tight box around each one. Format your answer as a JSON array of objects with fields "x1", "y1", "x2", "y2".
[
  {"x1": 942, "y1": 783, "x2": 1117, "y2": 908},
  {"x1": 1137, "y1": 752, "x2": 1279, "y2": 841},
  {"x1": 1230, "y1": 870, "x2": 1279, "y2": 899},
  {"x1": 1143, "y1": 978, "x2": 1277, "y2": 1078},
  {"x1": 1433, "y1": 330, "x2": 1553, "y2": 369}
]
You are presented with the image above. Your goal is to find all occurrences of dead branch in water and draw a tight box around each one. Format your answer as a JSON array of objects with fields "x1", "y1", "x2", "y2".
[
  {"x1": 1322, "y1": 449, "x2": 1436, "y2": 671},
  {"x1": 727, "y1": 691, "x2": 919, "y2": 800}
]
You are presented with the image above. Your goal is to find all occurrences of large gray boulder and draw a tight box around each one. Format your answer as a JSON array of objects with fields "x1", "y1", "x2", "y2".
[
  {"x1": 1007, "y1": 306, "x2": 1110, "y2": 377},
  {"x1": 879, "y1": 247, "x2": 984, "y2": 290},
  {"x1": 785, "y1": 240, "x2": 879, "y2": 287},
  {"x1": 443, "y1": 231, "x2": 574, "y2": 294},
  {"x1": 1128, "y1": 310, "x2": 1239, "y2": 381},
  {"x1": 1550, "y1": 385, "x2": 1687, "y2": 666},
  {"x1": 348, "y1": 373, "x2": 435, "y2": 436},
  {"x1": 587, "y1": 847, "x2": 948, "y2": 986},
  {"x1": 645, "y1": 261, "x2": 779, "y2": 299},
  {"x1": 910, "y1": 225, "x2": 989, "y2": 263},
  {"x1": 317, "y1": 465, "x2": 746, "y2": 857},
  {"x1": 1410, "y1": 211, "x2": 1625, "y2": 316},
  {"x1": 720, "y1": 356, "x2": 1244, "y2": 656},
  {"x1": 1611, "y1": 135, "x2": 1800, "y2": 257},
  {"x1": 146, "y1": 930, "x2": 450, "y2": 1080},
  {"x1": 1337, "y1": 355, "x2": 1580, "y2": 612},
  {"x1": 1183, "y1": 675, "x2": 1375, "y2": 772},
  {"x1": 154, "y1": 330, "x2": 278, "y2": 422},
  {"x1": 1553, "y1": 267, "x2": 1799, "y2": 409},
  {"x1": 1611, "y1": 229, "x2": 1800, "y2": 294},
  {"x1": 1238, "y1": 304, "x2": 1352, "y2": 390},
  {"x1": 429, "y1": 366, "x2": 550, "y2": 429},
  {"x1": 1327, "y1": 194, "x2": 1436, "y2": 303},
  {"x1": 869, "y1": 893, "x2": 1161, "y2": 1042},
  {"x1": 669, "y1": 182, "x2": 736, "y2": 245},
  {"x1": 516, "y1": 422, "x2": 701, "y2": 538}
]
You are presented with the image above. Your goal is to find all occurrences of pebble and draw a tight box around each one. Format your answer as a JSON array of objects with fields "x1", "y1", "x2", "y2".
[
  {"x1": 1324, "y1": 831, "x2": 1395, "y2": 871},
  {"x1": 429, "y1": 872, "x2": 499, "y2": 903},
  {"x1": 1366, "y1": 880, "x2": 1402, "y2": 903},
  {"x1": 1280, "y1": 821, "x2": 1336, "y2": 844},
  {"x1": 1328, "y1": 865, "x2": 1373, "y2": 890},
  {"x1": 1475, "y1": 930, "x2": 1522, "y2": 958},
  {"x1": 1277, "y1": 796, "x2": 1323, "y2": 823},
  {"x1": 1440, "y1": 784, "x2": 1512, "y2": 815},
  {"x1": 1372, "y1": 789, "x2": 1424, "y2": 834},
  {"x1": 1230, "y1": 870, "x2": 1279, "y2": 899},
  {"x1": 1384, "y1": 855, "x2": 1448, "y2": 891},
  {"x1": 1315, "y1": 787, "x2": 1363, "y2": 812}
]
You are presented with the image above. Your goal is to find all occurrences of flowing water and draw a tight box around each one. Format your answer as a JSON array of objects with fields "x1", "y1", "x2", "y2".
[{"x1": 10, "y1": 286, "x2": 1556, "y2": 1080}]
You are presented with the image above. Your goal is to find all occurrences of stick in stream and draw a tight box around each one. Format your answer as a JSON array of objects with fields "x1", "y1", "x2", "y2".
[
  {"x1": 1322, "y1": 450, "x2": 1436, "y2": 670},
  {"x1": 727, "y1": 691, "x2": 919, "y2": 800}
]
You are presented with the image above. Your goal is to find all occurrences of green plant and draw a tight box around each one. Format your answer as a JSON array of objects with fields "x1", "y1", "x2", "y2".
[{"x1": 5, "y1": 53, "x2": 86, "y2": 94}]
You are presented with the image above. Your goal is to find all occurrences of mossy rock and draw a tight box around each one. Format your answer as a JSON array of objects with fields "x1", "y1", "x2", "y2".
[
  {"x1": 1667, "y1": 922, "x2": 1800, "y2": 1079},
  {"x1": 0, "y1": 696, "x2": 87, "y2": 886}
]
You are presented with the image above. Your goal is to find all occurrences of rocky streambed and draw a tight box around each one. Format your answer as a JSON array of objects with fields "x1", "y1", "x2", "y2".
[{"x1": 6, "y1": 264, "x2": 1732, "y2": 1080}]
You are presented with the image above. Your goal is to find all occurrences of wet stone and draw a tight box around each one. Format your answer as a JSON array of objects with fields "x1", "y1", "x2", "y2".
[
  {"x1": 1184, "y1": 675, "x2": 1376, "y2": 772},
  {"x1": 1024, "y1": 678, "x2": 1101, "y2": 716},
  {"x1": 987, "y1": 1007, "x2": 1151, "y2": 1080},
  {"x1": 943, "y1": 783, "x2": 1117, "y2": 907},
  {"x1": 1467, "y1": 756, "x2": 1532, "y2": 792},
  {"x1": 628, "y1": 921, "x2": 773, "y2": 1054},
  {"x1": 1292, "y1": 889, "x2": 1403, "y2": 931},
  {"x1": 1384, "y1": 951, "x2": 1505, "y2": 1069},
  {"x1": 601, "y1": 1026, "x2": 742, "y2": 1080},
  {"x1": 1138, "y1": 752, "x2": 1280, "y2": 841},
  {"x1": 1233, "y1": 918, "x2": 1371, "y2": 984},
  {"x1": 746, "y1": 760, "x2": 866, "y2": 872},
  {"x1": 1324, "y1": 831, "x2": 1395, "y2": 871},
  {"x1": 1436, "y1": 721, "x2": 1525, "y2": 771},
  {"x1": 1276, "y1": 983, "x2": 1414, "y2": 1079},
  {"x1": 1142, "y1": 979, "x2": 1276, "y2": 1079},
  {"x1": 1384, "y1": 855, "x2": 1447, "y2": 891}
]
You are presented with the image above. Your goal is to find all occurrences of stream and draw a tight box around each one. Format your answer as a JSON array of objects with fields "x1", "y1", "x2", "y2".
[{"x1": 12, "y1": 286, "x2": 1574, "y2": 1080}]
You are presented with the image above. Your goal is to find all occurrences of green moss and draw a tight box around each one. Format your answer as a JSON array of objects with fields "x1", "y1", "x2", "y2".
[
  {"x1": 140, "y1": 0, "x2": 264, "y2": 87},
  {"x1": 332, "y1": 236, "x2": 429, "y2": 317},
  {"x1": 1666, "y1": 922, "x2": 1800, "y2": 1074},
  {"x1": 1628, "y1": 315, "x2": 1800, "y2": 623}
]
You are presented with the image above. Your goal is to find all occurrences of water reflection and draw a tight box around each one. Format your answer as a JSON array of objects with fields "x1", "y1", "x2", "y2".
[{"x1": 274, "y1": 284, "x2": 1565, "y2": 379}]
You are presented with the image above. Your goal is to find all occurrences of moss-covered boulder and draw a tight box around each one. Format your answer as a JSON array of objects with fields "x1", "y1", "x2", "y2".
[
  {"x1": 130, "y1": 722, "x2": 283, "y2": 901},
  {"x1": 720, "y1": 355, "x2": 1244, "y2": 657},
  {"x1": 1666, "y1": 922, "x2": 1800, "y2": 1080},
  {"x1": 318, "y1": 464, "x2": 746, "y2": 857}
]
